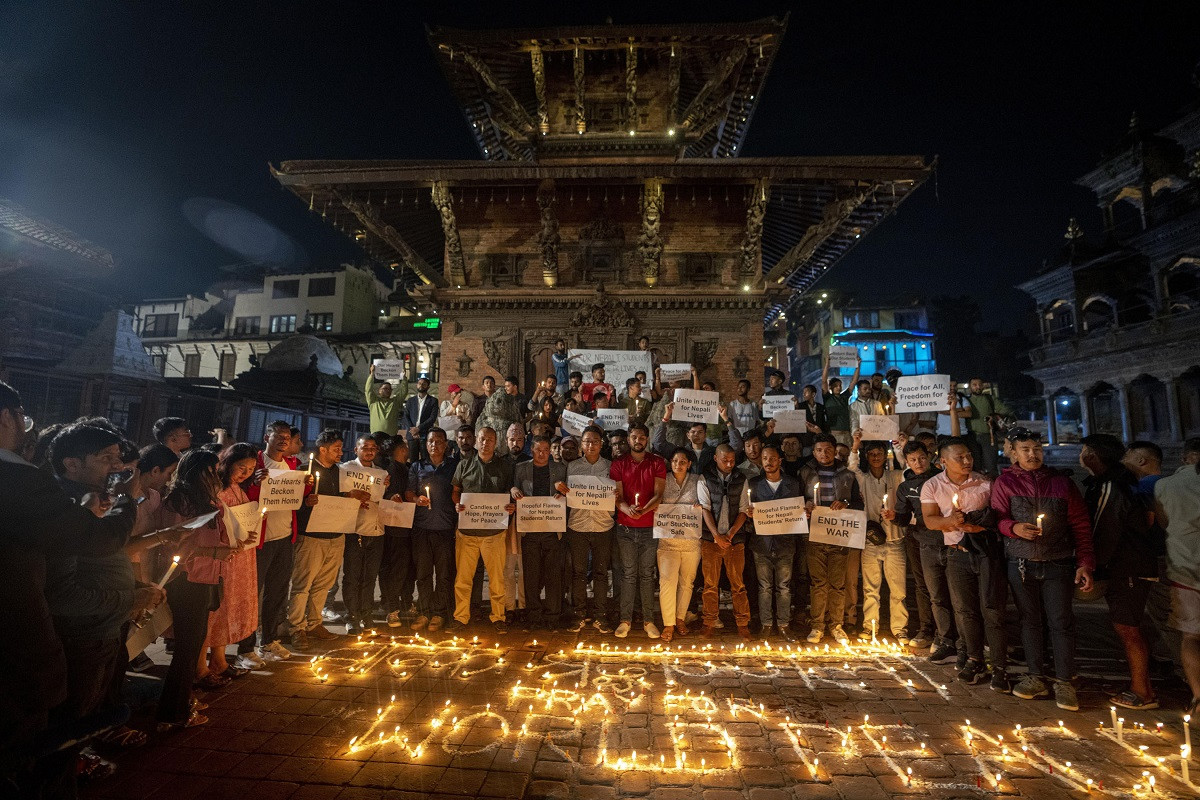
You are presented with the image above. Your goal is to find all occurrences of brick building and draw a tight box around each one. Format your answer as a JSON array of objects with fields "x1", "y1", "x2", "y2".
[{"x1": 271, "y1": 18, "x2": 931, "y2": 399}]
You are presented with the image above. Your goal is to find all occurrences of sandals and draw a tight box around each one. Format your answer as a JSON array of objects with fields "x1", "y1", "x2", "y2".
[
  {"x1": 675, "y1": 618, "x2": 690, "y2": 637},
  {"x1": 1110, "y1": 690, "x2": 1159, "y2": 710},
  {"x1": 660, "y1": 625, "x2": 675, "y2": 643},
  {"x1": 155, "y1": 710, "x2": 208, "y2": 734},
  {"x1": 77, "y1": 751, "x2": 116, "y2": 781},
  {"x1": 193, "y1": 672, "x2": 231, "y2": 690},
  {"x1": 218, "y1": 665, "x2": 250, "y2": 680},
  {"x1": 97, "y1": 725, "x2": 149, "y2": 748}
]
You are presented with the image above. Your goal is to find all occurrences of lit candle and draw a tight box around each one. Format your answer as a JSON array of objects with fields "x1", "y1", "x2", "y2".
[
  {"x1": 951, "y1": 492, "x2": 960, "y2": 510},
  {"x1": 307, "y1": 453, "x2": 315, "y2": 475},
  {"x1": 746, "y1": 484, "x2": 752, "y2": 508},
  {"x1": 1117, "y1": 716, "x2": 1124, "y2": 743},
  {"x1": 881, "y1": 492, "x2": 888, "y2": 511},
  {"x1": 425, "y1": 485, "x2": 431, "y2": 503},
  {"x1": 1182, "y1": 745, "x2": 1190, "y2": 785},
  {"x1": 1036, "y1": 513, "x2": 1045, "y2": 530},
  {"x1": 812, "y1": 481, "x2": 820, "y2": 503},
  {"x1": 1110, "y1": 706, "x2": 1118, "y2": 733},
  {"x1": 1186, "y1": 715, "x2": 1192, "y2": 752},
  {"x1": 156, "y1": 555, "x2": 181, "y2": 589},
  {"x1": 634, "y1": 492, "x2": 640, "y2": 508}
]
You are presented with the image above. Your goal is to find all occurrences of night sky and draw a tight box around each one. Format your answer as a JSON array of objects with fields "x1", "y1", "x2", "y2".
[{"x1": 2, "y1": 1, "x2": 1198, "y2": 331}]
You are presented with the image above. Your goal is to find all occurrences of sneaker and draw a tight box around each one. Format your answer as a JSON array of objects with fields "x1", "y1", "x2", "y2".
[
  {"x1": 956, "y1": 649, "x2": 969, "y2": 671},
  {"x1": 592, "y1": 618, "x2": 614, "y2": 634},
  {"x1": 309, "y1": 625, "x2": 338, "y2": 640},
  {"x1": 806, "y1": 627, "x2": 824, "y2": 644},
  {"x1": 957, "y1": 659, "x2": 987, "y2": 685},
  {"x1": 856, "y1": 627, "x2": 872, "y2": 642},
  {"x1": 990, "y1": 670, "x2": 1011, "y2": 694},
  {"x1": 644, "y1": 622, "x2": 660, "y2": 639},
  {"x1": 262, "y1": 640, "x2": 292, "y2": 661},
  {"x1": 347, "y1": 621, "x2": 363, "y2": 636},
  {"x1": 427, "y1": 616, "x2": 444, "y2": 633},
  {"x1": 492, "y1": 618, "x2": 509, "y2": 635},
  {"x1": 929, "y1": 644, "x2": 957, "y2": 664},
  {"x1": 615, "y1": 621, "x2": 631, "y2": 638},
  {"x1": 1012, "y1": 675, "x2": 1050, "y2": 701},
  {"x1": 1053, "y1": 681, "x2": 1079, "y2": 712},
  {"x1": 235, "y1": 652, "x2": 265, "y2": 670},
  {"x1": 713, "y1": 619, "x2": 725, "y2": 629},
  {"x1": 776, "y1": 625, "x2": 796, "y2": 642},
  {"x1": 321, "y1": 607, "x2": 343, "y2": 623},
  {"x1": 411, "y1": 615, "x2": 429, "y2": 632},
  {"x1": 909, "y1": 633, "x2": 933, "y2": 650},
  {"x1": 684, "y1": 610, "x2": 700, "y2": 625},
  {"x1": 288, "y1": 629, "x2": 309, "y2": 651},
  {"x1": 386, "y1": 610, "x2": 403, "y2": 628},
  {"x1": 894, "y1": 634, "x2": 909, "y2": 647},
  {"x1": 830, "y1": 625, "x2": 849, "y2": 645}
]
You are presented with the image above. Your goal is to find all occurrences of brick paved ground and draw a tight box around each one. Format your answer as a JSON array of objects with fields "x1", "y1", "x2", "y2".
[{"x1": 82, "y1": 600, "x2": 1199, "y2": 800}]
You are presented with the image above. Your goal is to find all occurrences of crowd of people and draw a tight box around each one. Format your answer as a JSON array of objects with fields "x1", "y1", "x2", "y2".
[{"x1": 2, "y1": 336, "x2": 1199, "y2": 796}]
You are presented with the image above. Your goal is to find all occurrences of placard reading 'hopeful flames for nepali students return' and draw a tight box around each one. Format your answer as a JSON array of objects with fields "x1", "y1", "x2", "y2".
[
  {"x1": 516, "y1": 496, "x2": 566, "y2": 533},
  {"x1": 808, "y1": 506, "x2": 868, "y2": 549},
  {"x1": 893, "y1": 374, "x2": 952, "y2": 413},
  {"x1": 566, "y1": 475, "x2": 616, "y2": 511},
  {"x1": 567, "y1": 349, "x2": 652, "y2": 390},
  {"x1": 459, "y1": 492, "x2": 511, "y2": 530},
  {"x1": 672, "y1": 388, "x2": 720, "y2": 424},
  {"x1": 371, "y1": 358, "x2": 407, "y2": 382},
  {"x1": 261, "y1": 469, "x2": 305, "y2": 511},
  {"x1": 751, "y1": 496, "x2": 809, "y2": 535},
  {"x1": 652, "y1": 503, "x2": 703, "y2": 539}
]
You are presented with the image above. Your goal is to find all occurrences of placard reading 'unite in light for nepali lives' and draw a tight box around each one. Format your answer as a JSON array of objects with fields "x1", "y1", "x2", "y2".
[
  {"x1": 566, "y1": 476, "x2": 616, "y2": 512},
  {"x1": 671, "y1": 388, "x2": 720, "y2": 424}
]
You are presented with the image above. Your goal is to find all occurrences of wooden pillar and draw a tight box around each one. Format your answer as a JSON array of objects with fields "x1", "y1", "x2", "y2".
[{"x1": 1079, "y1": 389, "x2": 1092, "y2": 438}]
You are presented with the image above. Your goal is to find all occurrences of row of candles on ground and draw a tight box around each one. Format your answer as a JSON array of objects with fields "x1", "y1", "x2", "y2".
[{"x1": 1108, "y1": 706, "x2": 1194, "y2": 785}]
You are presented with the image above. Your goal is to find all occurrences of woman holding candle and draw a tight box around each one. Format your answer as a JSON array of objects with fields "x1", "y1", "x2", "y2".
[
  {"x1": 206, "y1": 443, "x2": 261, "y2": 675},
  {"x1": 656, "y1": 448, "x2": 703, "y2": 642},
  {"x1": 154, "y1": 449, "x2": 239, "y2": 730}
]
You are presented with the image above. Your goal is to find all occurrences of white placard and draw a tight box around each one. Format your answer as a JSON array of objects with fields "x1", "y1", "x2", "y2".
[
  {"x1": 594, "y1": 408, "x2": 629, "y2": 431},
  {"x1": 762, "y1": 395, "x2": 796, "y2": 418},
  {"x1": 459, "y1": 492, "x2": 511, "y2": 531},
  {"x1": 652, "y1": 503, "x2": 703, "y2": 539},
  {"x1": 751, "y1": 496, "x2": 809, "y2": 536},
  {"x1": 894, "y1": 374, "x2": 951, "y2": 413},
  {"x1": 672, "y1": 388, "x2": 720, "y2": 425},
  {"x1": 859, "y1": 414, "x2": 900, "y2": 441},
  {"x1": 827, "y1": 346, "x2": 859, "y2": 370},
  {"x1": 771, "y1": 409, "x2": 808, "y2": 434},
  {"x1": 126, "y1": 602, "x2": 172, "y2": 660},
  {"x1": 516, "y1": 496, "x2": 567, "y2": 532},
  {"x1": 437, "y1": 414, "x2": 462, "y2": 434},
  {"x1": 372, "y1": 358, "x2": 407, "y2": 382},
  {"x1": 568, "y1": 349, "x2": 652, "y2": 391},
  {"x1": 561, "y1": 409, "x2": 591, "y2": 438},
  {"x1": 659, "y1": 363, "x2": 693, "y2": 384},
  {"x1": 379, "y1": 498, "x2": 416, "y2": 528},
  {"x1": 340, "y1": 465, "x2": 387, "y2": 502},
  {"x1": 808, "y1": 506, "x2": 868, "y2": 550},
  {"x1": 261, "y1": 469, "x2": 305, "y2": 511},
  {"x1": 304, "y1": 495, "x2": 360, "y2": 534},
  {"x1": 227, "y1": 502, "x2": 262, "y2": 540},
  {"x1": 566, "y1": 475, "x2": 616, "y2": 511}
]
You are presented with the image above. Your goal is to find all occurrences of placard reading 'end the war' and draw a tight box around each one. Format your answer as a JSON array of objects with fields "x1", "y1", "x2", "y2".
[
  {"x1": 516, "y1": 496, "x2": 567, "y2": 533},
  {"x1": 340, "y1": 465, "x2": 387, "y2": 502},
  {"x1": 566, "y1": 475, "x2": 616, "y2": 511},
  {"x1": 594, "y1": 408, "x2": 629, "y2": 432},
  {"x1": 893, "y1": 374, "x2": 951, "y2": 413},
  {"x1": 808, "y1": 506, "x2": 868, "y2": 550},
  {"x1": 672, "y1": 388, "x2": 720, "y2": 424},
  {"x1": 261, "y1": 469, "x2": 305, "y2": 511},
  {"x1": 751, "y1": 496, "x2": 809, "y2": 536}
]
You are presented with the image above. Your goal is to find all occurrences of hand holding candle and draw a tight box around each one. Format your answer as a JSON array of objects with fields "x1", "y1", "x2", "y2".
[
  {"x1": 156, "y1": 555, "x2": 181, "y2": 589},
  {"x1": 812, "y1": 481, "x2": 820, "y2": 503},
  {"x1": 951, "y1": 492, "x2": 960, "y2": 510},
  {"x1": 307, "y1": 453, "x2": 315, "y2": 475},
  {"x1": 1036, "y1": 513, "x2": 1045, "y2": 533}
]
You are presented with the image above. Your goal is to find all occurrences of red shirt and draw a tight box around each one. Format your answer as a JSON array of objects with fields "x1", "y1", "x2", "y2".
[
  {"x1": 610, "y1": 452, "x2": 667, "y2": 528},
  {"x1": 581, "y1": 382, "x2": 617, "y2": 406}
]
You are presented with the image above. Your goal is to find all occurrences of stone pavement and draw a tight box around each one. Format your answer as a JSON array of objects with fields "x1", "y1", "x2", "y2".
[{"x1": 83, "y1": 601, "x2": 1199, "y2": 800}]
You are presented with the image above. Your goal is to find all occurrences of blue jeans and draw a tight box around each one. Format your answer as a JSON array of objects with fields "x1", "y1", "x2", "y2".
[
  {"x1": 1007, "y1": 557, "x2": 1076, "y2": 680},
  {"x1": 616, "y1": 525, "x2": 657, "y2": 624},
  {"x1": 751, "y1": 535, "x2": 795, "y2": 628}
]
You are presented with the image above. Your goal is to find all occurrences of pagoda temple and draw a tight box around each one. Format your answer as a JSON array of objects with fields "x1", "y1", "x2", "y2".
[{"x1": 272, "y1": 17, "x2": 932, "y2": 394}]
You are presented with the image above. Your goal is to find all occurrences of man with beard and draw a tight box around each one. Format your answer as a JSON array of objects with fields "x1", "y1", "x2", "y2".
[
  {"x1": 610, "y1": 424, "x2": 667, "y2": 639},
  {"x1": 365, "y1": 363, "x2": 407, "y2": 436}
]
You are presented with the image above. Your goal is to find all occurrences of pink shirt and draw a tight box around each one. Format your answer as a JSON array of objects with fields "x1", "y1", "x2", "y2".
[{"x1": 920, "y1": 470, "x2": 992, "y2": 546}]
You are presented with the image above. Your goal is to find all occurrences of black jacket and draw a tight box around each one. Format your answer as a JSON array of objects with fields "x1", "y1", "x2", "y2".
[
  {"x1": 0, "y1": 451, "x2": 137, "y2": 762},
  {"x1": 1084, "y1": 466, "x2": 1160, "y2": 580},
  {"x1": 894, "y1": 467, "x2": 942, "y2": 547}
]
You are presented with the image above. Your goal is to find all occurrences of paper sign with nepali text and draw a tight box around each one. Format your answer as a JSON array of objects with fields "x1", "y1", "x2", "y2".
[
  {"x1": 459, "y1": 492, "x2": 511, "y2": 531},
  {"x1": 751, "y1": 496, "x2": 809, "y2": 536},
  {"x1": 762, "y1": 395, "x2": 796, "y2": 418},
  {"x1": 378, "y1": 498, "x2": 416, "y2": 528},
  {"x1": 827, "y1": 346, "x2": 859, "y2": 370},
  {"x1": 893, "y1": 374, "x2": 952, "y2": 413},
  {"x1": 771, "y1": 409, "x2": 808, "y2": 434},
  {"x1": 808, "y1": 506, "x2": 868, "y2": 550},
  {"x1": 227, "y1": 502, "x2": 262, "y2": 544},
  {"x1": 652, "y1": 503, "x2": 702, "y2": 539},
  {"x1": 304, "y1": 495, "x2": 360, "y2": 534},
  {"x1": 568, "y1": 349, "x2": 652, "y2": 391},
  {"x1": 516, "y1": 496, "x2": 567, "y2": 533},
  {"x1": 566, "y1": 475, "x2": 616, "y2": 512},
  {"x1": 372, "y1": 359, "x2": 407, "y2": 382},
  {"x1": 594, "y1": 408, "x2": 629, "y2": 432},
  {"x1": 672, "y1": 388, "x2": 720, "y2": 425},
  {"x1": 261, "y1": 469, "x2": 305, "y2": 512},
  {"x1": 658, "y1": 363, "x2": 693, "y2": 384},
  {"x1": 859, "y1": 414, "x2": 900, "y2": 441},
  {"x1": 340, "y1": 465, "x2": 387, "y2": 502},
  {"x1": 560, "y1": 409, "x2": 591, "y2": 438}
]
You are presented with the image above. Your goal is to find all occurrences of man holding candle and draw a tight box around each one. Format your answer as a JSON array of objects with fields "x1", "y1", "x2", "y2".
[
  {"x1": 746, "y1": 446, "x2": 803, "y2": 640},
  {"x1": 991, "y1": 427, "x2": 1094, "y2": 711},
  {"x1": 921, "y1": 438, "x2": 1007, "y2": 692},
  {"x1": 406, "y1": 427, "x2": 458, "y2": 632},
  {"x1": 892, "y1": 440, "x2": 943, "y2": 653},
  {"x1": 799, "y1": 433, "x2": 864, "y2": 645},
  {"x1": 610, "y1": 423, "x2": 667, "y2": 639},
  {"x1": 857, "y1": 441, "x2": 907, "y2": 644},
  {"x1": 451, "y1": 427, "x2": 514, "y2": 633}
]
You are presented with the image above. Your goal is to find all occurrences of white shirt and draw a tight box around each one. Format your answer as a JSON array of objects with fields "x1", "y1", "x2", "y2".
[
  {"x1": 261, "y1": 452, "x2": 294, "y2": 542},
  {"x1": 341, "y1": 457, "x2": 383, "y2": 537}
]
